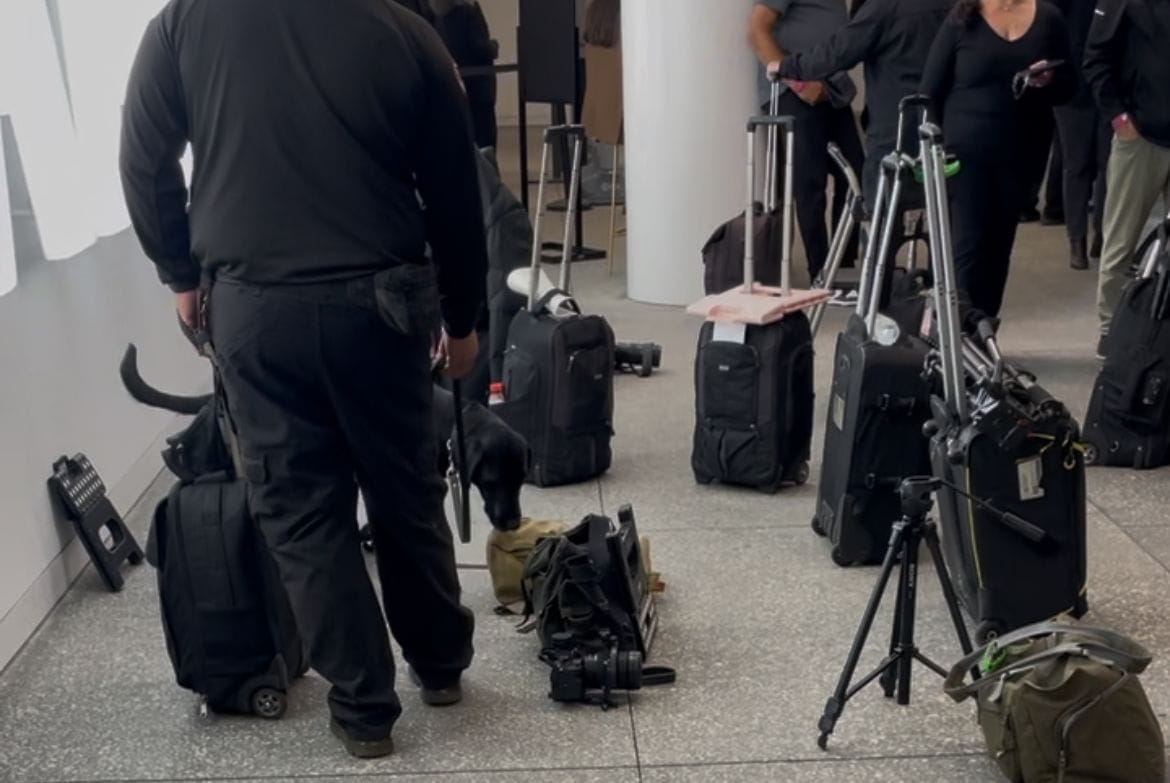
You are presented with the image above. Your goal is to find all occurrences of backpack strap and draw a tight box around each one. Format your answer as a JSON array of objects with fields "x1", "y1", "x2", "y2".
[{"x1": 945, "y1": 622, "x2": 1153, "y2": 702}]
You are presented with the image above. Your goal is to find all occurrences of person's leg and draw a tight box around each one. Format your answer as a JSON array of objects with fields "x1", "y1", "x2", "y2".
[
  {"x1": 1021, "y1": 108, "x2": 1055, "y2": 221},
  {"x1": 319, "y1": 302, "x2": 475, "y2": 691},
  {"x1": 210, "y1": 283, "x2": 400, "y2": 743},
  {"x1": 1043, "y1": 123, "x2": 1064, "y2": 223},
  {"x1": 1090, "y1": 114, "x2": 1111, "y2": 255},
  {"x1": 779, "y1": 90, "x2": 832, "y2": 280},
  {"x1": 984, "y1": 161, "x2": 1024, "y2": 316},
  {"x1": 1097, "y1": 136, "x2": 1170, "y2": 334},
  {"x1": 948, "y1": 155, "x2": 993, "y2": 314},
  {"x1": 1056, "y1": 104, "x2": 1094, "y2": 267}
]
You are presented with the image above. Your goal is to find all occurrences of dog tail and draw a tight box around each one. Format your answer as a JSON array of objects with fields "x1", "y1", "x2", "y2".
[{"x1": 120, "y1": 344, "x2": 213, "y2": 416}]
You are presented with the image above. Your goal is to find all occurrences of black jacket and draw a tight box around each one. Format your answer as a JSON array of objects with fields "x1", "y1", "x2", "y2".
[
  {"x1": 119, "y1": 0, "x2": 487, "y2": 337},
  {"x1": 777, "y1": 0, "x2": 952, "y2": 152},
  {"x1": 1083, "y1": 0, "x2": 1170, "y2": 148}
]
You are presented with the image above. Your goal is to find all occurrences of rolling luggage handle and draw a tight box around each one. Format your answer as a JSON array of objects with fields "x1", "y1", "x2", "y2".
[
  {"x1": 745, "y1": 113, "x2": 796, "y2": 296},
  {"x1": 528, "y1": 124, "x2": 586, "y2": 311},
  {"x1": 809, "y1": 143, "x2": 862, "y2": 338},
  {"x1": 920, "y1": 123, "x2": 968, "y2": 424}
]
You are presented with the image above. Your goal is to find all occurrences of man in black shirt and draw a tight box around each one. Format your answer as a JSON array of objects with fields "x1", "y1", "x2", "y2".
[
  {"x1": 120, "y1": 0, "x2": 486, "y2": 758},
  {"x1": 1084, "y1": 0, "x2": 1170, "y2": 351},
  {"x1": 771, "y1": 0, "x2": 952, "y2": 207}
]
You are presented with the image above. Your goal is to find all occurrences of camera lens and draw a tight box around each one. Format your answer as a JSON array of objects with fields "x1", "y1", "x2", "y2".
[{"x1": 615, "y1": 650, "x2": 643, "y2": 690}]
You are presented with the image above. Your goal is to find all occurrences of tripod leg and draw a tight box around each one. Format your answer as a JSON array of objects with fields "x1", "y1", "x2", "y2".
[
  {"x1": 880, "y1": 545, "x2": 908, "y2": 699},
  {"x1": 924, "y1": 522, "x2": 974, "y2": 656},
  {"x1": 894, "y1": 523, "x2": 923, "y2": 706},
  {"x1": 818, "y1": 520, "x2": 907, "y2": 750}
]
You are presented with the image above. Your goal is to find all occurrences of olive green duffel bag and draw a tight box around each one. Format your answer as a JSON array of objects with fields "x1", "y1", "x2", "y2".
[{"x1": 945, "y1": 622, "x2": 1165, "y2": 783}]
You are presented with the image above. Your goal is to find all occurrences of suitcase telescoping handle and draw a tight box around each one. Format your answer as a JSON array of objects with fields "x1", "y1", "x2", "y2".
[
  {"x1": 528, "y1": 124, "x2": 586, "y2": 311},
  {"x1": 745, "y1": 112, "x2": 796, "y2": 296},
  {"x1": 895, "y1": 94, "x2": 932, "y2": 156},
  {"x1": 808, "y1": 144, "x2": 862, "y2": 338},
  {"x1": 920, "y1": 122, "x2": 968, "y2": 423}
]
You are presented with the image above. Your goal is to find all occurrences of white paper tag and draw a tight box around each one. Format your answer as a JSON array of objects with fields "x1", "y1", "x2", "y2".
[
  {"x1": 1017, "y1": 456, "x2": 1045, "y2": 502},
  {"x1": 832, "y1": 393, "x2": 846, "y2": 431},
  {"x1": 711, "y1": 321, "x2": 747, "y2": 344}
]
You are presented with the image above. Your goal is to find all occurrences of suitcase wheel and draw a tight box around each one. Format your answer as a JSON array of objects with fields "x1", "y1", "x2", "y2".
[
  {"x1": 791, "y1": 461, "x2": 811, "y2": 486},
  {"x1": 810, "y1": 516, "x2": 827, "y2": 537},
  {"x1": 1082, "y1": 443, "x2": 1099, "y2": 467},
  {"x1": 128, "y1": 550, "x2": 145, "y2": 566},
  {"x1": 250, "y1": 686, "x2": 287, "y2": 720},
  {"x1": 830, "y1": 546, "x2": 855, "y2": 568},
  {"x1": 975, "y1": 620, "x2": 1006, "y2": 644}
]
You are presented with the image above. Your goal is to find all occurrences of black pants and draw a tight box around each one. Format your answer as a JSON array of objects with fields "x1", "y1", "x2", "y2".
[
  {"x1": 210, "y1": 279, "x2": 474, "y2": 738},
  {"x1": 1023, "y1": 108, "x2": 1056, "y2": 214},
  {"x1": 774, "y1": 92, "x2": 865, "y2": 279},
  {"x1": 1055, "y1": 101, "x2": 1110, "y2": 242},
  {"x1": 950, "y1": 150, "x2": 1025, "y2": 317}
]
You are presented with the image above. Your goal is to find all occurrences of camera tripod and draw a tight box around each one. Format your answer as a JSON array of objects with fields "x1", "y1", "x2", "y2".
[{"x1": 817, "y1": 476, "x2": 974, "y2": 750}]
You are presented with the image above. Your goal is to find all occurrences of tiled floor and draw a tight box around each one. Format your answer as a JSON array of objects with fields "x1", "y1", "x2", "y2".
[{"x1": 2, "y1": 138, "x2": 1169, "y2": 783}]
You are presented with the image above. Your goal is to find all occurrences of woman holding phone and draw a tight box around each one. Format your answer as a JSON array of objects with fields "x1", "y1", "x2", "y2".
[{"x1": 921, "y1": 0, "x2": 1073, "y2": 317}]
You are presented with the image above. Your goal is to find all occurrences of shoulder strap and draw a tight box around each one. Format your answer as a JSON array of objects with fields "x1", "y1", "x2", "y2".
[{"x1": 944, "y1": 622, "x2": 1153, "y2": 702}]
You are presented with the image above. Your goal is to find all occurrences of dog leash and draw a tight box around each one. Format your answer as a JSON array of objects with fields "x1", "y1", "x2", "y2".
[{"x1": 451, "y1": 379, "x2": 473, "y2": 544}]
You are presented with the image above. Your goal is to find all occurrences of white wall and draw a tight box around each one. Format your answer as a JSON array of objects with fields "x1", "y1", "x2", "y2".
[{"x1": 0, "y1": 0, "x2": 208, "y2": 671}]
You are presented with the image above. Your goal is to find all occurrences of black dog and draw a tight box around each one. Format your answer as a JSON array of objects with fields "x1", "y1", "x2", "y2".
[{"x1": 119, "y1": 344, "x2": 527, "y2": 535}]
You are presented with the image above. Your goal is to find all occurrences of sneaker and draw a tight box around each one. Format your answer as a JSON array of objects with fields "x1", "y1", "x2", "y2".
[
  {"x1": 407, "y1": 667, "x2": 463, "y2": 707},
  {"x1": 330, "y1": 719, "x2": 394, "y2": 759}
]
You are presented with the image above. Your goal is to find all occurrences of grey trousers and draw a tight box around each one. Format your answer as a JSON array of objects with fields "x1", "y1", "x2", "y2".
[{"x1": 1097, "y1": 135, "x2": 1170, "y2": 333}]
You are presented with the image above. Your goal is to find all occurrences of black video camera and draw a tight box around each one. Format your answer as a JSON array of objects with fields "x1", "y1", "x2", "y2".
[{"x1": 546, "y1": 631, "x2": 644, "y2": 708}]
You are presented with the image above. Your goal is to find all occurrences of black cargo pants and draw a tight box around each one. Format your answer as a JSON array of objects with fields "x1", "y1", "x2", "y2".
[{"x1": 208, "y1": 277, "x2": 474, "y2": 739}]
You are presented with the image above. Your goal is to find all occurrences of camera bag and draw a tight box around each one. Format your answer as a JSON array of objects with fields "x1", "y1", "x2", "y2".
[
  {"x1": 1083, "y1": 216, "x2": 1170, "y2": 468},
  {"x1": 144, "y1": 378, "x2": 306, "y2": 718},
  {"x1": 944, "y1": 622, "x2": 1165, "y2": 783}
]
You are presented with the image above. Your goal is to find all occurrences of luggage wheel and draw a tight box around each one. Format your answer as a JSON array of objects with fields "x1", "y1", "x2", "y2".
[
  {"x1": 250, "y1": 687, "x2": 287, "y2": 720},
  {"x1": 791, "y1": 461, "x2": 811, "y2": 486},
  {"x1": 830, "y1": 546, "x2": 854, "y2": 568},
  {"x1": 810, "y1": 516, "x2": 827, "y2": 537}
]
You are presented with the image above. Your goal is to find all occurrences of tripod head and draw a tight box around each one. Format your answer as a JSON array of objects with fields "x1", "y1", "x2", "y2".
[
  {"x1": 896, "y1": 475, "x2": 1046, "y2": 544},
  {"x1": 898, "y1": 476, "x2": 940, "y2": 518}
]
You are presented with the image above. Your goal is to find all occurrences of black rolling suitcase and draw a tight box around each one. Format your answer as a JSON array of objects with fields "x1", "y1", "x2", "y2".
[
  {"x1": 692, "y1": 92, "x2": 813, "y2": 492},
  {"x1": 811, "y1": 137, "x2": 934, "y2": 566},
  {"x1": 1084, "y1": 218, "x2": 1170, "y2": 469},
  {"x1": 500, "y1": 125, "x2": 615, "y2": 487},
  {"x1": 918, "y1": 126, "x2": 1087, "y2": 640},
  {"x1": 145, "y1": 375, "x2": 306, "y2": 718}
]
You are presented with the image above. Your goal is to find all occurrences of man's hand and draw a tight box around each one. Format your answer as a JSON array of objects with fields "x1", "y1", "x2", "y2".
[
  {"x1": 792, "y1": 80, "x2": 828, "y2": 105},
  {"x1": 1115, "y1": 114, "x2": 1140, "y2": 142},
  {"x1": 440, "y1": 330, "x2": 479, "y2": 379},
  {"x1": 176, "y1": 290, "x2": 200, "y2": 329}
]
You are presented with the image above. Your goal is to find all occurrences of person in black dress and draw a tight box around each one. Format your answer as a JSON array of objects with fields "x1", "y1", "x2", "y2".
[{"x1": 920, "y1": 0, "x2": 1074, "y2": 316}]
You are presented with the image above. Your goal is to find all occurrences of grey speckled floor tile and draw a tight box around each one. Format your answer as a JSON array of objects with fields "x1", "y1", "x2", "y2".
[
  {"x1": 229, "y1": 771, "x2": 639, "y2": 783},
  {"x1": 641, "y1": 756, "x2": 1000, "y2": 783}
]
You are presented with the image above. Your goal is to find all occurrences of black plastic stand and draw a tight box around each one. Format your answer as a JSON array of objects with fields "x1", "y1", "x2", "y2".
[
  {"x1": 816, "y1": 477, "x2": 973, "y2": 750},
  {"x1": 47, "y1": 454, "x2": 144, "y2": 592}
]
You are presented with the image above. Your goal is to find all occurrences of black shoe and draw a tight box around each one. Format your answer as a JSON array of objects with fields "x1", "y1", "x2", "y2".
[
  {"x1": 1020, "y1": 208, "x2": 1041, "y2": 223},
  {"x1": 407, "y1": 667, "x2": 463, "y2": 707},
  {"x1": 1089, "y1": 232, "x2": 1102, "y2": 261},
  {"x1": 1070, "y1": 238, "x2": 1089, "y2": 270},
  {"x1": 330, "y1": 719, "x2": 394, "y2": 759},
  {"x1": 1041, "y1": 209, "x2": 1065, "y2": 226}
]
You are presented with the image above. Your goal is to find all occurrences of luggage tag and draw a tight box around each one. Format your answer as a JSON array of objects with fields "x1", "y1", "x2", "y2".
[
  {"x1": 711, "y1": 321, "x2": 747, "y2": 344},
  {"x1": 1016, "y1": 456, "x2": 1045, "y2": 502}
]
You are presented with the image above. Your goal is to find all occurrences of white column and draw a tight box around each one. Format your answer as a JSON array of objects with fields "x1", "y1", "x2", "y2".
[{"x1": 622, "y1": 0, "x2": 758, "y2": 306}]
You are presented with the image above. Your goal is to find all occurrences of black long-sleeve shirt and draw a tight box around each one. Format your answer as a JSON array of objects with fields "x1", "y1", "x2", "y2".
[
  {"x1": 119, "y1": 0, "x2": 488, "y2": 338},
  {"x1": 920, "y1": 3, "x2": 1074, "y2": 160},
  {"x1": 1083, "y1": 0, "x2": 1170, "y2": 149},
  {"x1": 777, "y1": 0, "x2": 952, "y2": 153},
  {"x1": 1049, "y1": 0, "x2": 1097, "y2": 105}
]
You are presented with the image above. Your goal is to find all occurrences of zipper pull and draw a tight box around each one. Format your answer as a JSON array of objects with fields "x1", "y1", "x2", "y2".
[{"x1": 1057, "y1": 749, "x2": 1067, "y2": 783}]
